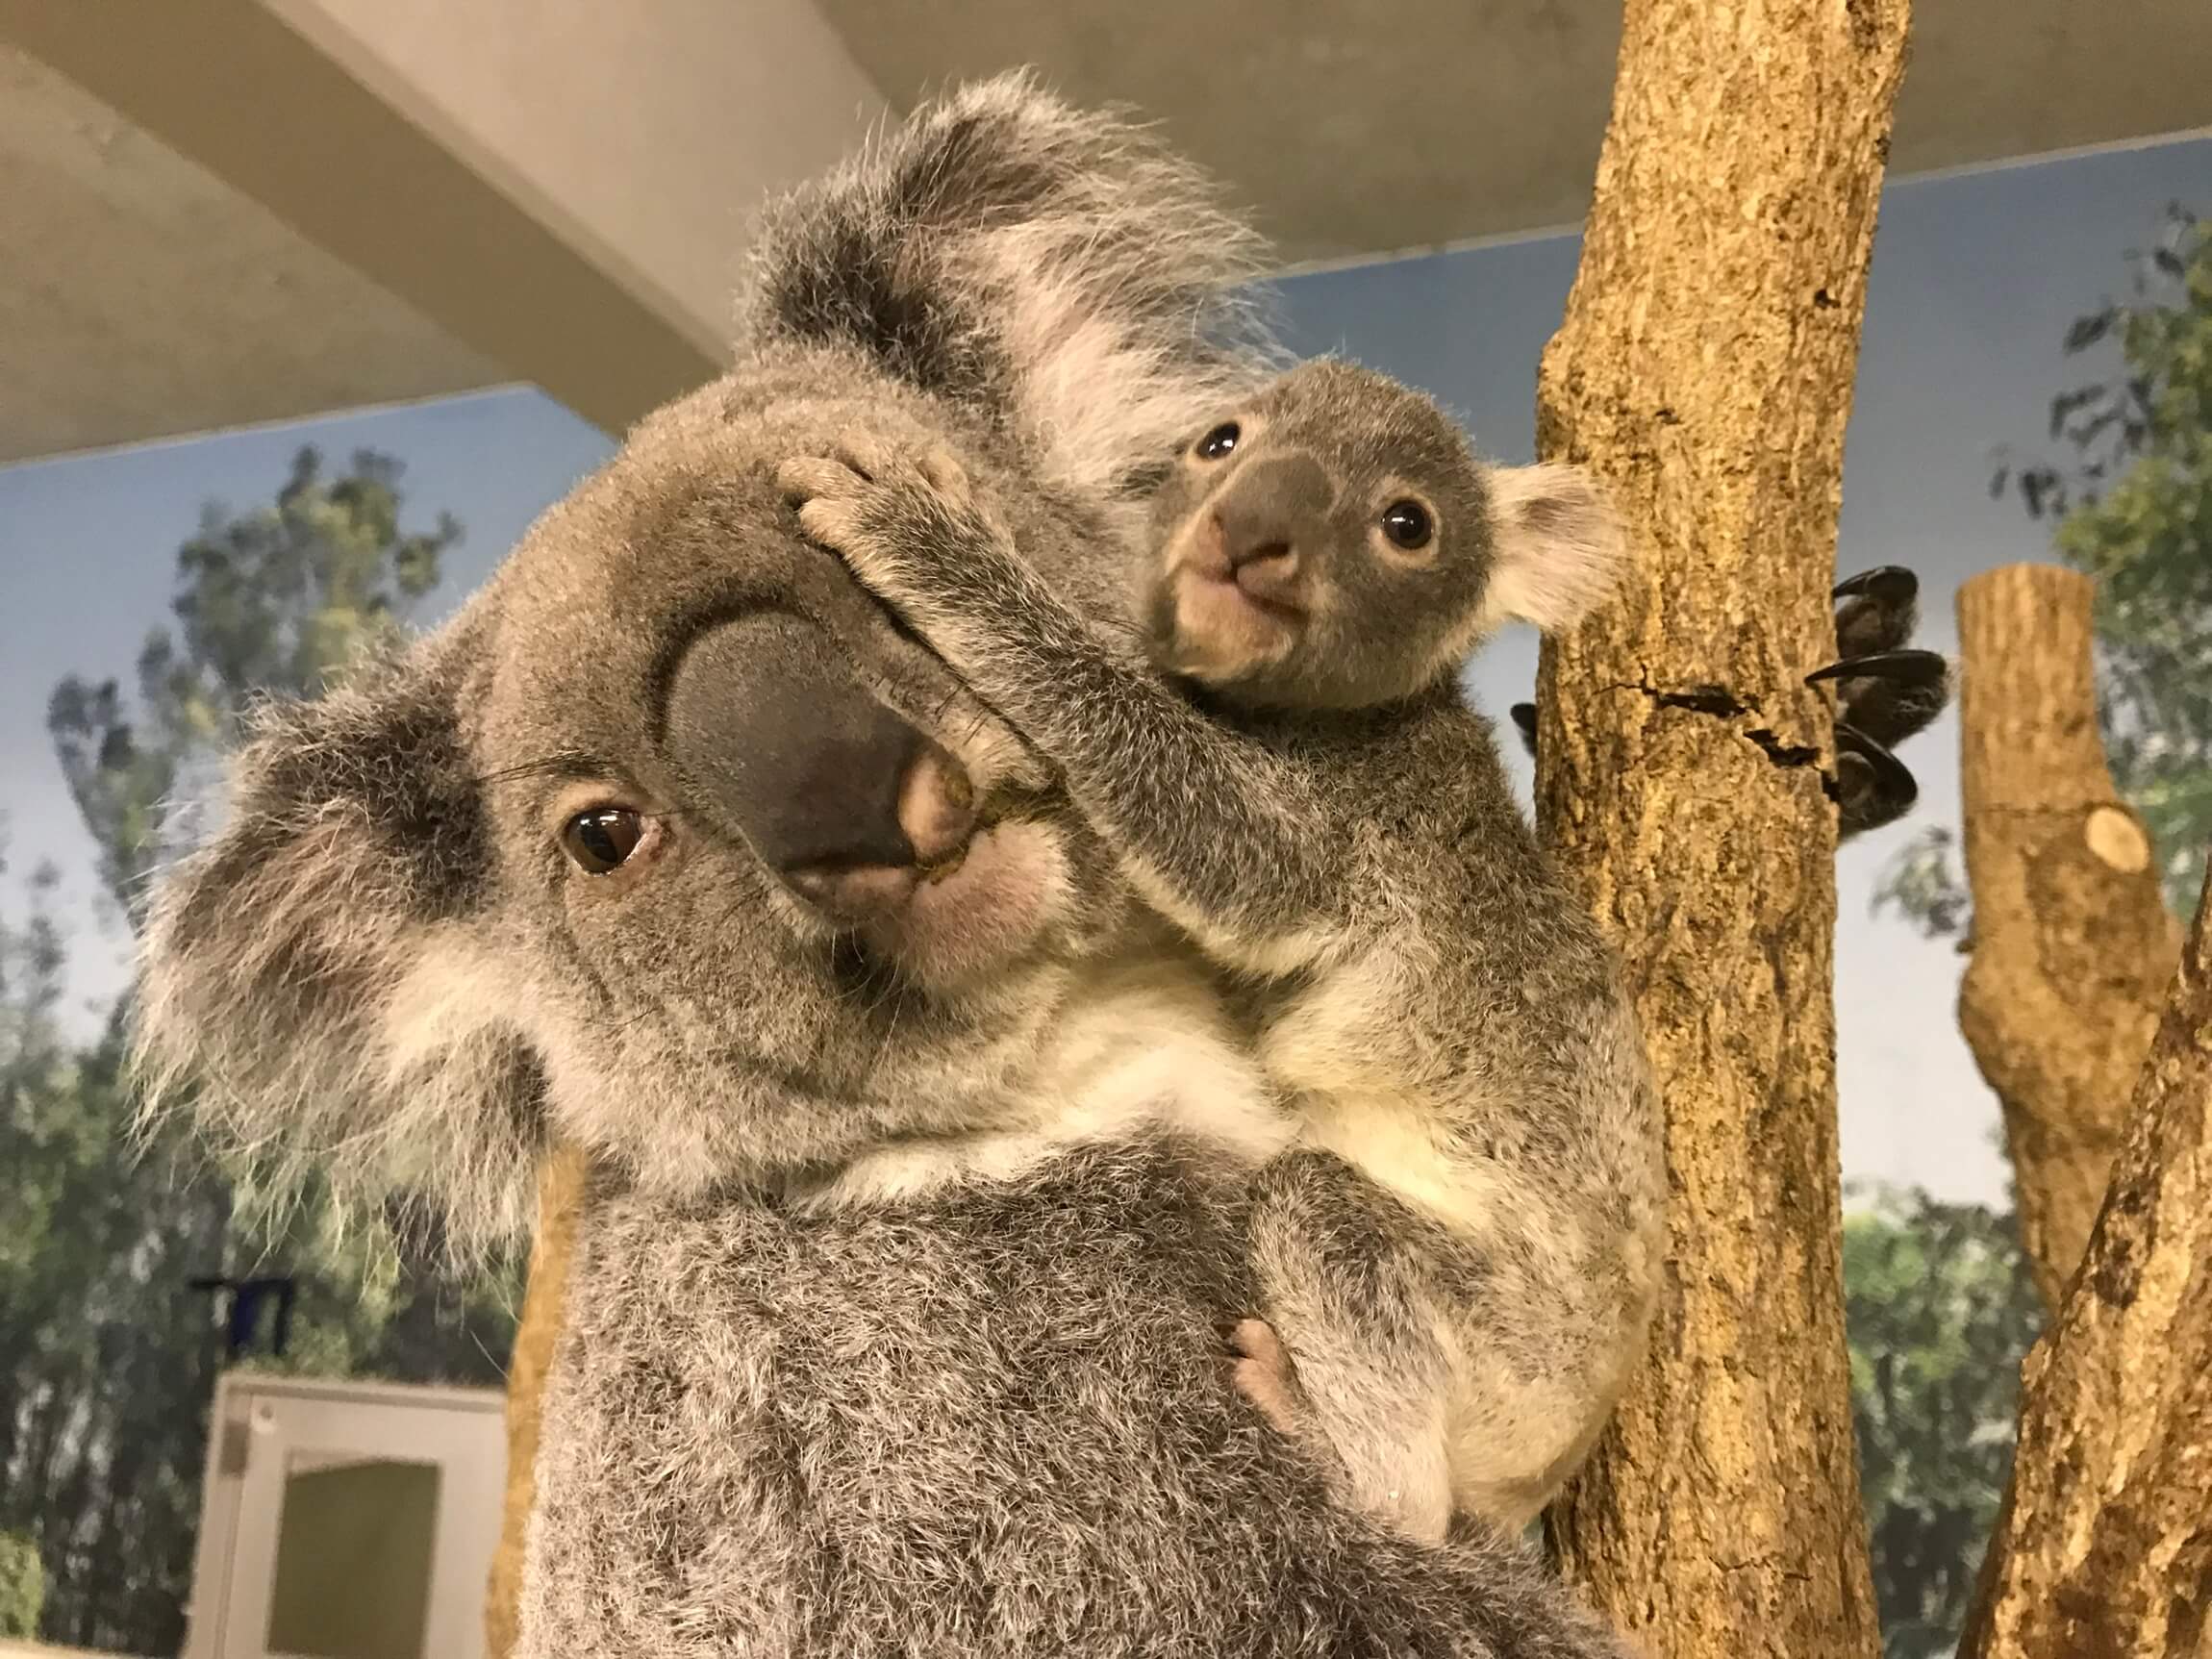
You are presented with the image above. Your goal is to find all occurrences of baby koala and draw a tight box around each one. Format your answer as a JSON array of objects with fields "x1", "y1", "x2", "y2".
[
  {"x1": 1144, "y1": 367, "x2": 1619, "y2": 712},
  {"x1": 1139, "y1": 362, "x2": 1663, "y2": 1539},
  {"x1": 780, "y1": 359, "x2": 1663, "y2": 1543}
]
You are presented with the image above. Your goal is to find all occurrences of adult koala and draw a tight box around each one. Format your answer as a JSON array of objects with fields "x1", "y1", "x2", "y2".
[{"x1": 137, "y1": 74, "x2": 1633, "y2": 1658}]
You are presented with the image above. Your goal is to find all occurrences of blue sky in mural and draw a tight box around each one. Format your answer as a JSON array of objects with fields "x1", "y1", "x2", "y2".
[{"x1": 3, "y1": 133, "x2": 2205, "y2": 1205}]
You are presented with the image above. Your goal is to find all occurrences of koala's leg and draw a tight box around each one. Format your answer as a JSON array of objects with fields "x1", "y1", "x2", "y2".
[
  {"x1": 1258, "y1": 921, "x2": 1663, "y2": 1533},
  {"x1": 1242, "y1": 1151, "x2": 1458, "y2": 1545},
  {"x1": 1252, "y1": 1141, "x2": 1652, "y2": 1538},
  {"x1": 778, "y1": 435, "x2": 1357, "y2": 975},
  {"x1": 1226, "y1": 1318, "x2": 1304, "y2": 1440}
]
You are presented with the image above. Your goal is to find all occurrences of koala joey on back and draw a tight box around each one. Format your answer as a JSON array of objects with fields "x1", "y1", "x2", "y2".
[{"x1": 782, "y1": 358, "x2": 1663, "y2": 1541}]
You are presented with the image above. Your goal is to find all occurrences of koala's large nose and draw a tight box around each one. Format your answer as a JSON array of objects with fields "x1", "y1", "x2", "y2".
[
  {"x1": 1203, "y1": 454, "x2": 1333, "y2": 600},
  {"x1": 663, "y1": 613, "x2": 976, "y2": 908}
]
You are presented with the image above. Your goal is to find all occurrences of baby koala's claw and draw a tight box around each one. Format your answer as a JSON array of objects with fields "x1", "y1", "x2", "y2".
[
  {"x1": 1229, "y1": 1318, "x2": 1304, "y2": 1440},
  {"x1": 777, "y1": 433, "x2": 985, "y2": 604},
  {"x1": 778, "y1": 431, "x2": 972, "y2": 515},
  {"x1": 823, "y1": 430, "x2": 974, "y2": 505}
]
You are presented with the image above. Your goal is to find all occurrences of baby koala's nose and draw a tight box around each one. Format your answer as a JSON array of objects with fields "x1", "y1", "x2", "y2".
[
  {"x1": 1222, "y1": 529, "x2": 1295, "y2": 574},
  {"x1": 1223, "y1": 530, "x2": 1299, "y2": 606},
  {"x1": 1206, "y1": 452, "x2": 1332, "y2": 604}
]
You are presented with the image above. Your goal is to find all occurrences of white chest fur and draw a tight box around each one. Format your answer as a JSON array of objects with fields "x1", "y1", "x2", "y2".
[{"x1": 809, "y1": 953, "x2": 1289, "y2": 1210}]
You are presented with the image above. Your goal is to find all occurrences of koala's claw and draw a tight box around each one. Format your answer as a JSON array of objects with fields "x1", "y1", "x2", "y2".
[
  {"x1": 1805, "y1": 562, "x2": 1949, "y2": 832},
  {"x1": 805, "y1": 431, "x2": 973, "y2": 502},
  {"x1": 1805, "y1": 646, "x2": 1947, "y2": 688},
  {"x1": 780, "y1": 433, "x2": 981, "y2": 601},
  {"x1": 1833, "y1": 717, "x2": 1920, "y2": 837},
  {"x1": 1805, "y1": 647, "x2": 1949, "y2": 753},
  {"x1": 1831, "y1": 565, "x2": 1921, "y2": 660},
  {"x1": 1229, "y1": 1318, "x2": 1304, "y2": 1440}
]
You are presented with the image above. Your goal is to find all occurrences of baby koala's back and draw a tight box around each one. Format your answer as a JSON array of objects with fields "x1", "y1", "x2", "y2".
[
  {"x1": 1242, "y1": 686, "x2": 1622, "y2": 1115},
  {"x1": 519, "y1": 1138, "x2": 1624, "y2": 1658}
]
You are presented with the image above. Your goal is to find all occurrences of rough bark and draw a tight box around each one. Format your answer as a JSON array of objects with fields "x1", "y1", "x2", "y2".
[
  {"x1": 1959, "y1": 866, "x2": 2212, "y2": 1659},
  {"x1": 1530, "y1": 2, "x2": 1908, "y2": 1653},
  {"x1": 484, "y1": 1146, "x2": 589, "y2": 1659},
  {"x1": 1955, "y1": 565, "x2": 2182, "y2": 1308}
]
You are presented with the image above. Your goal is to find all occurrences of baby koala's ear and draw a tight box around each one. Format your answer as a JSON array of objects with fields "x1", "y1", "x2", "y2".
[{"x1": 1480, "y1": 464, "x2": 1627, "y2": 633}]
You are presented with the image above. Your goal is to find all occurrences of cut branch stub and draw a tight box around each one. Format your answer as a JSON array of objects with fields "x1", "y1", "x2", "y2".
[{"x1": 1955, "y1": 564, "x2": 2180, "y2": 1307}]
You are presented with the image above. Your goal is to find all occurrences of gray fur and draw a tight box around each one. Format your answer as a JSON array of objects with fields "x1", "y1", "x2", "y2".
[
  {"x1": 134, "y1": 73, "x2": 1630, "y2": 1657},
  {"x1": 780, "y1": 365, "x2": 1661, "y2": 1537},
  {"x1": 530, "y1": 1144, "x2": 1630, "y2": 1656}
]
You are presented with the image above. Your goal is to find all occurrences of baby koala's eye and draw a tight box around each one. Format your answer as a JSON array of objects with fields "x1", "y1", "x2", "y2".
[
  {"x1": 1194, "y1": 423, "x2": 1241, "y2": 461},
  {"x1": 1380, "y1": 500, "x2": 1435, "y2": 551},
  {"x1": 562, "y1": 806, "x2": 647, "y2": 875}
]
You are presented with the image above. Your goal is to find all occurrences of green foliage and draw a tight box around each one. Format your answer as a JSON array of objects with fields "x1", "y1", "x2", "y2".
[
  {"x1": 1881, "y1": 205, "x2": 2209, "y2": 938},
  {"x1": 3, "y1": 448, "x2": 515, "y2": 1654},
  {"x1": 0, "y1": 1530, "x2": 44, "y2": 1638},
  {"x1": 1871, "y1": 825, "x2": 1971, "y2": 943},
  {"x1": 2048, "y1": 210, "x2": 2212, "y2": 916},
  {"x1": 0, "y1": 903, "x2": 234, "y2": 1650},
  {"x1": 1845, "y1": 1187, "x2": 2043, "y2": 1659},
  {"x1": 47, "y1": 445, "x2": 458, "y2": 918}
]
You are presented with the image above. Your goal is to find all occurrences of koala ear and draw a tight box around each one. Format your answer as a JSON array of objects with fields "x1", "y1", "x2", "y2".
[
  {"x1": 1480, "y1": 464, "x2": 1628, "y2": 634},
  {"x1": 134, "y1": 622, "x2": 545, "y2": 1255}
]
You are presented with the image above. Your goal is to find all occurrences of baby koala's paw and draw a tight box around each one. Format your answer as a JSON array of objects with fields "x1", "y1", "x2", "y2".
[
  {"x1": 1228, "y1": 1318, "x2": 1307, "y2": 1440},
  {"x1": 777, "y1": 430, "x2": 984, "y2": 617}
]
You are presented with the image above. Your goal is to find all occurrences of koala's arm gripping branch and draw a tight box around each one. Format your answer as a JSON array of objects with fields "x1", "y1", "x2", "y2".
[{"x1": 782, "y1": 443, "x2": 1354, "y2": 970}]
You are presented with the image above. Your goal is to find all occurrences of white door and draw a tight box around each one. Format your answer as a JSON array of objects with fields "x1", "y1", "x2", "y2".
[{"x1": 189, "y1": 1378, "x2": 505, "y2": 1659}]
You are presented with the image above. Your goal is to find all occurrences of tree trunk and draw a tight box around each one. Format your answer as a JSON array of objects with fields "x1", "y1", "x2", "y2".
[
  {"x1": 1955, "y1": 565, "x2": 2181, "y2": 1307},
  {"x1": 1531, "y1": 2, "x2": 1908, "y2": 1653},
  {"x1": 1959, "y1": 865, "x2": 2212, "y2": 1659},
  {"x1": 483, "y1": 1146, "x2": 589, "y2": 1659}
]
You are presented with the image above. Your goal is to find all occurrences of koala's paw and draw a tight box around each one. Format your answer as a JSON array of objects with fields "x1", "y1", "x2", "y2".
[
  {"x1": 1228, "y1": 1318, "x2": 1306, "y2": 1440},
  {"x1": 1510, "y1": 565, "x2": 1952, "y2": 842},
  {"x1": 777, "y1": 431, "x2": 980, "y2": 616},
  {"x1": 1810, "y1": 566, "x2": 1951, "y2": 838}
]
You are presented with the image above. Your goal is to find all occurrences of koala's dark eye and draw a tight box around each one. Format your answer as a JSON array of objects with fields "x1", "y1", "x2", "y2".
[
  {"x1": 1194, "y1": 423, "x2": 1241, "y2": 461},
  {"x1": 1380, "y1": 500, "x2": 1434, "y2": 551},
  {"x1": 562, "y1": 807, "x2": 646, "y2": 875}
]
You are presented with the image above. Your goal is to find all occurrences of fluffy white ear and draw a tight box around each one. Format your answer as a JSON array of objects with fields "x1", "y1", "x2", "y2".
[{"x1": 1481, "y1": 464, "x2": 1627, "y2": 633}]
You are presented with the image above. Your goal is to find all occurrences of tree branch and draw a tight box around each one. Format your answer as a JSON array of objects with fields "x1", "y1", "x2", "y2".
[
  {"x1": 484, "y1": 1146, "x2": 588, "y2": 1658},
  {"x1": 1960, "y1": 862, "x2": 2212, "y2": 1658},
  {"x1": 1532, "y1": 2, "x2": 1909, "y2": 1653},
  {"x1": 1955, "y1": 565, "x2": 2181, "y2": 1306}
]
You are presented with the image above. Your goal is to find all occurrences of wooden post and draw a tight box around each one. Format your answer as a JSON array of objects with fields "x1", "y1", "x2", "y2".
[
  {"x1": 1959, "y1": 864, "x2": 2212, "y2": 1658},
  {"x1": 1532, "y1": 1, "x2": 1909, "y2": 1652},
  {"x1": 1955, "y1": 564, "x2": 2181, "y2": 1306}
]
